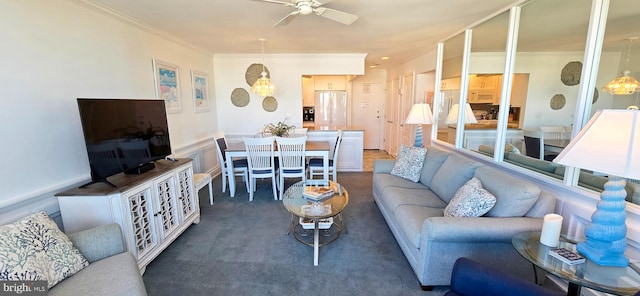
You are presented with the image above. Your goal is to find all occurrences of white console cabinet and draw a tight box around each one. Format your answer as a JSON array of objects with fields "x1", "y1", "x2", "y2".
[{"x1": 56, "y1": 159, "x2": 200, "y2": 270}]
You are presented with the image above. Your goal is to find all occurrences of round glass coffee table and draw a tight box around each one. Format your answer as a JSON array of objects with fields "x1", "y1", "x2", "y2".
[
  {"x1": 282, "y1": 180, "x2": 348, "y2": 266},
  {"x1": 512, "y1": 231, "x2": 640, "y2": 296}
]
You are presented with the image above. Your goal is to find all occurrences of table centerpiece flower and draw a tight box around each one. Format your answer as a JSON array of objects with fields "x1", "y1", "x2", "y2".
[{"x1": 263, "y1": 120, "x2": 295, "y2": 137}]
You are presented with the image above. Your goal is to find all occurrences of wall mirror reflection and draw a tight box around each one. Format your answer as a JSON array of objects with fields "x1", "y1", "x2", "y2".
[{"x1": 437, "y1": 32, "x2": 465, "y2": 145}]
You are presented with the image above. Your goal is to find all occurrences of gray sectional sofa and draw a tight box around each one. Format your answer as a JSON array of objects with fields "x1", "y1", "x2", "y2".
[
  {"x1": 50, "y1": 223, "x2": 147, "y2": 296},
  {"x1": 372, "y1": 146, "x2": 557, "y2": 287},
  {"x1": 477, "y1": 144, "x2": 640, "y2": 204}
]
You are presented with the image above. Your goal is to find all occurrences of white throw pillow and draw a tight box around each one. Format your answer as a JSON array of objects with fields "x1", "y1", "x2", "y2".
[
  {"x1": 444, "y1": 177, "x2": 497, "y2": 217},
  {"x1": 0, "y1": 212, "x2": 89, "y2": 288},
  {"x1": 390, "y1": 145, "x2": 427, "y2": 182}
]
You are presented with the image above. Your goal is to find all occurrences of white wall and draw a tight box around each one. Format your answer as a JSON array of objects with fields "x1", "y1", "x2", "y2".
[
  {"x1": 213, "y1": 54, "x2": 365, "y2": 135},
  {"x1": 0, "y1": 0, "x2": 217, "y2": 217}
]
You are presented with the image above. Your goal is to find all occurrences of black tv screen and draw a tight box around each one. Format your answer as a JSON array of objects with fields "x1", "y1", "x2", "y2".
[{"x1": 77, "y1": 98, "x2": 172, "y2": 184}]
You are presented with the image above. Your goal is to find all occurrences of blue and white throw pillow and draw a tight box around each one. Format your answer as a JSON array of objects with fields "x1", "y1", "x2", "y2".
[
  {"x1": 0, "y1": 212, "x2": 89, "y2": 288},
  {"x1": 444, "y1": 177, "x2": 497, "y2": 217},
  {"x1": 390, "y1": 145, "x2": 427, "y2": 182}
]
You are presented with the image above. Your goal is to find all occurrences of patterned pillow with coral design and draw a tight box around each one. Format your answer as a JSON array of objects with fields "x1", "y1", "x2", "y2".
[
  {"x1": 444, "y1": 177, "x2": 497, "y2": 217},
  {"x1": 0, "y1": 212, "x2": 89, "y2": 288},
  {"x1": 391, "y1": 145, "x2": 427, "y2": 182}
]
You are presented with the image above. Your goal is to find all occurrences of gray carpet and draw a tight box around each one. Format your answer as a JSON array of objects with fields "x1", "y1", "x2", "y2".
[{"x1": 142, "y1": 172, "x2": 448, "y2": 295}]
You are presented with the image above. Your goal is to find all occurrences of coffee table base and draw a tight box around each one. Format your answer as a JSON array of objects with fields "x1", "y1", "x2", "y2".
[{"x1": 289, "y1": 214, "x2": 344, "y2": 266}]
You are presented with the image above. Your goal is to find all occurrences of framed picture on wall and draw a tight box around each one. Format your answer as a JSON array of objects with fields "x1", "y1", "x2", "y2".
[
  {"x1": 152, "y1": 59, "x2": 181, "y2": 113},
  {"x1": 191, "y1": 70, "x2": 210, "y2": 112}
]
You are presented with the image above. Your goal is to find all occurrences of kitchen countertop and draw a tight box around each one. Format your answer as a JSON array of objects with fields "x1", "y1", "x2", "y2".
[
  {"x1": 448, "y1": 122, "x2": 519, "y2": 129},
  {"x1": 309, "y1": 126, "x2": 365, "y2": 132}
]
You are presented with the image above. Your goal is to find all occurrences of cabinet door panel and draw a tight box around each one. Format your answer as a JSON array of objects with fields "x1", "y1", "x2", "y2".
[
  {"x1": 154, "y1": 175, "x2": 181, "y2": 240},
  {"x1": 177, "y1": 167, "x2": 198, "y2": 223},
  {"x1": 125, "y1": 186, "x2": 158, "y2": 260}
]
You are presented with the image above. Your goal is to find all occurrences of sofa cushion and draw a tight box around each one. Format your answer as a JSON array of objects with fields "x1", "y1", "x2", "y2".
[
  {"x1": 395, "y1": 205, "x2": 445, "y2": 249},
  {"x1": 373, "y1": 173, "x2": 428, "y2": 198},
  {"x1": 444, "y1": 177, "x2": 497, "y2": 217},
  {"x1": 391, "y1": 145, "x2": 427, "y2": 182},
  {"x1": 49, "y1": 252, "x2": 147, "y2": 296},
  {"x1": 381, "y1": 187, "x2": 447, "y2": 216},
  {"x1": 507, "y1": 153, "x2": 558, "y2": 173},
  {"x1": 474, "y1": 167, "x2": 541, "y2": 217},
  {"x1": 420, "y1": 146, "x2": 451, "y2": 187},
  {"x1": 0, "y1": 212, "x2": 89, "y2": 289},
  {"x1": 430, "y1": 154, "x2": 482, "y2": 203}
]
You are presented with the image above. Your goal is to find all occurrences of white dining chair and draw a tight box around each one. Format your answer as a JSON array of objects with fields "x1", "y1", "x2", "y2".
[
  {"x1": 309, "y1": 130, "x2": 343, "y2": 182},
  {"x1": 193, "y1": 173, "x2": 213, "y2": 205},
  {"x1": 292, "y1": 128, "x2": 308, "y2": 137},
  {"x1": 540, "y1": 126, "x2": 566, "y2": 140},
  {"x1": 276, "y1": 136, "x2": 307, "y2": 200},
  {"x1": 214, "y1": 131, "x2": 249, "y2": 194},
  {"x1": 243, "y1": 136, "x2": 278, "y2": 201}
]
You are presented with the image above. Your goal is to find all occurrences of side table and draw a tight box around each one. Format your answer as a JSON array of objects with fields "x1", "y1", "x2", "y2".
[
  {"x1": 282, "y1": 180, "x2": 349, "y2": 266},
  {"x1": 512, "y1": 231, "x2": 640, "y2": 296}
]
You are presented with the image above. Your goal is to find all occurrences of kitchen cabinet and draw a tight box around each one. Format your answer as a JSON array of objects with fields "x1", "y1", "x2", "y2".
[
  {"x1": 441, "y1": 77, "x2": 461, "y2": 90},
  {"x1": 468, "y1": 75, "x2": 499, "y2": 89},
  {"x1": 56, "y1": 159, "x2": 199, "y2": 271},
  {"x1": 307, "y1": 129, "x2": 363, "y2": 172},
  {"x1": 491, "y1": 73, "x2": 529, "y2": 106},
  {"x1": 314, "y1": 75, "x2": 346, "y2": 90},
  {"x1": 302, "y1": 76, "x2": 315, "y2": 106}
]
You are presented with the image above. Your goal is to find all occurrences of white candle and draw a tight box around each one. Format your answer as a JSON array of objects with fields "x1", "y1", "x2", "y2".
[{"x1": 540, "y1": 213, "x2": 563, "y2": 247}]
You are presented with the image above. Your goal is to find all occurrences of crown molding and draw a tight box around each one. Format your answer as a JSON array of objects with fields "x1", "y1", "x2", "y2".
[{"x1": 69, "y1": 0, "x2": 213, "y2": 56}]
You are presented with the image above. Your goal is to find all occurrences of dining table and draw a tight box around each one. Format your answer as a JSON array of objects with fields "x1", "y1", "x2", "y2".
[
  {"x1": 544, "y1": 139, "x2": 571, "y2": 154},
  {"x1": 225, "y1": 140, "x2": 331, "y2": 197}
]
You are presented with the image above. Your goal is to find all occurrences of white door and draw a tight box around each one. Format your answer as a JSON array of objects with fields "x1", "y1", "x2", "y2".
[{"x1": 352, "y1": 83, "x2": 384, "y2": 149}]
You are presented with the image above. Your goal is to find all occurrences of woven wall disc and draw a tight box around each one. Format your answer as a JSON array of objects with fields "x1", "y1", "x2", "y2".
[
  {"x1": 550, "y1": 94, "x2": 566, "y2": 110},
  {"x1": 262, "y1": 96, "x2": 278, "y2": 112},
  {"x1": 592, "y1": 87, "x2": 599, "y2": 104},
  {"x1": 561, "y1": 61, "x2": 582, "y2": 86},
  {"x1": 245, "y1": 63, "x2": 271, "y2": 86},
  {"x1": 231, "y1": 88, "x2": 250, "y2": 107}
]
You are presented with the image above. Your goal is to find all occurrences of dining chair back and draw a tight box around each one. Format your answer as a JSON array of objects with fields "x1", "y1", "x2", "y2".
[
  {"x1": 276, "y1": 136, "x2": 307, "y2": 200},
  {"x1": 523, "y1": 129, "x2": 558, "y2": 161},
  {"x1": 243, "y1": 136, "x2": 278, "y2": 201},
  {"x1": 214, "y1": 131, "x2": 249, "y2": 194},
  {"x1": 309, "y1": 130, "x2": 343, "y2": 182},
  {"x1": 540, "y1": 126, "x2": 566, "y2": 140},
  {"x1": 292, "y1": 128, "x2": 308, "y2": 137}
]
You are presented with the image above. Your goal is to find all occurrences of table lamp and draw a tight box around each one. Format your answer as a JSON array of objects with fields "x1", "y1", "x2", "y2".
[
  {"x1": 553, "y1": 108, "x2": 640, "y2": 267},
  {"x1": 445, "y1": 103, "x2": 478, "y2": 124},
  {"x1": 405, "y1": 103, "x2": 434, "y2": 147}
]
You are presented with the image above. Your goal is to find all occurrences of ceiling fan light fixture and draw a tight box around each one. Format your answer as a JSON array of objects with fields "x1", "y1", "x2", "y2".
[
  {"x1": 603, "y1": 37, "x2": 640, "y2": 95},
  {"x1": 251, "y1": 39, "x2": 275, "y2": 97},
  {"x1": 298, "y1": 3, "x2": 313, "y2": 15}
]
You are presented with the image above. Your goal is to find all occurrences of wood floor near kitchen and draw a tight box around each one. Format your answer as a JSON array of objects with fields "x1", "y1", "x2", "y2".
[{"x1": 363, "y1": 149, "x2": 395, "y2": 172}]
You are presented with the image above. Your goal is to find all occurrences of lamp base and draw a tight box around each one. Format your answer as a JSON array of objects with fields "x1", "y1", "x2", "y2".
[
  {"x1": 414, "y1": 125, "x2": 423, "y2": 147},
  {"x1": 577, "y1": 176, "x2": 629, "y2": 267}
]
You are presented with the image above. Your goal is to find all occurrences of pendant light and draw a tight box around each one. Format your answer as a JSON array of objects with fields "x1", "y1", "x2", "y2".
[
  {"x1": 251, "y1": 38, "x2": 275, "y2": 96},
  {"x1": 602, "y1": 37, "x2": 640, "y2": 95}
]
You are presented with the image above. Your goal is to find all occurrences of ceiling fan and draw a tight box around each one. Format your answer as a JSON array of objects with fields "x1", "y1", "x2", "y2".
[{"x1": 252, "y1": 0, "x2": 359, "y2": 27}]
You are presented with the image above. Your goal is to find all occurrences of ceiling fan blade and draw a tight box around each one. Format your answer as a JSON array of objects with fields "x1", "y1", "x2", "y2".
[
  {"x1": 274, "y1": 11, "x2": 300, "y2": 27},
  {"x1": 249, "y1": 0, "x2": 295, "y2": 7},
  {"x1": 315, "y1": 7, "x2": 358, "y2": 25}
]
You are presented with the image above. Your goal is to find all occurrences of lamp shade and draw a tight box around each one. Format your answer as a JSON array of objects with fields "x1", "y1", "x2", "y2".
[
  {"x1": 553, "y1": 109, "x2": 640, "y2": 179},
  {"x1": 405, "y1": 103, "x2": 434, "y2": 124},
  {"x1": 445, "y1": 103, "x2": 478, "y2": 124}
]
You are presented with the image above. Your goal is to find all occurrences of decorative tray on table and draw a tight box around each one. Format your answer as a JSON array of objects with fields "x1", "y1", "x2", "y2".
[{"x1": 302, "y1": 186, "x2": 335, "y2": 202}]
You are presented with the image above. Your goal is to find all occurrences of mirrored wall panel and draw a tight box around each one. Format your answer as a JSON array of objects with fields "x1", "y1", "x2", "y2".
[{"x1": 437, "y1": 32, "x2": 465, "y2": 144}]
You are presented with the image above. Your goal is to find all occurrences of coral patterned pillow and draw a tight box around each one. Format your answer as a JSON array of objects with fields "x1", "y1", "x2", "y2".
[
  {"x1": 444, "y1": 177, "x2": 497, "y2": 217},
  {"x1": 391, "y1": 145, "x2": 427, "y2": 182},
  {"x1": 0, "y1": 212, "x2": 89, "y2": 288}
]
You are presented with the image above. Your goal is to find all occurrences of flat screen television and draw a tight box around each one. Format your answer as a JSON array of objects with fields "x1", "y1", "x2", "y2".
[{"x1": 77, "y1": 98, "x2": 172, "y2": 187}]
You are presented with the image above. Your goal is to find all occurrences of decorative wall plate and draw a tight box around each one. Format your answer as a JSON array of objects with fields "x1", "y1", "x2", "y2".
[
  {"x1": 561, "y1": 61, "x2": 582, "y2": 86},
  {"x1": 231, "y1": 88, "x2": 250, "y2": 107},
  {"x1": 245, "y1": 63, "x2": 270, "y2": 86},
  {"x1": 550, "y1": 94, "x2": 566, "y2": 110},
  {"x1": 262, "y1": 96, "x2": 278, "y2": 112}
]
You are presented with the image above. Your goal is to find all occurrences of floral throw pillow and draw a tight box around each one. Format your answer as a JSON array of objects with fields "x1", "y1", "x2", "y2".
[
  {"x1": 444, "y1": 177, "x2": 497, "y2": 217},
  {"x1": 0, "y1": 212, "x2": 89, "y2": 289},
  {"x1": 390, "y1": 145, "x2": 427, "y2": 182}
]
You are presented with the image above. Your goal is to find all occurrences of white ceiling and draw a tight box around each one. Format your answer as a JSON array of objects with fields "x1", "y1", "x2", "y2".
[
  {"x1": 84, "y1": 0, "x2": 520, "y2": 69},
  {"x1": 83, "y1": 0, "x2": 640, "y2": 70}
]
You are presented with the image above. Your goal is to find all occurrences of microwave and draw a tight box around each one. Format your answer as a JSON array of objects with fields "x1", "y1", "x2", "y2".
[{"x1": 468, "y1": 89, "x2": 495, "y2": 104}]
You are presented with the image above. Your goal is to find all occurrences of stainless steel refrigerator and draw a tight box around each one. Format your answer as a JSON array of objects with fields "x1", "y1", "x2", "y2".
[{"x1": 314, "y1": 91, "x2": 348, "y2": 127}]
